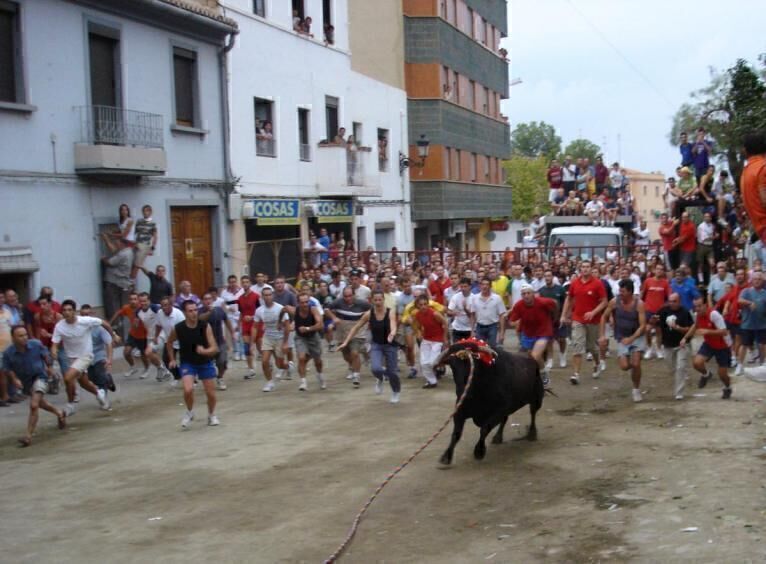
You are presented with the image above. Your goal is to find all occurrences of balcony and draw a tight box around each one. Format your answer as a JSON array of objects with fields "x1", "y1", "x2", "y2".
[
  {"x1": 74, "y1": 106, "x2": 166, "y2": 176},
  {"x1": 299, "y1": 143, "x2": 311, "y2": 162},
  {"x1": 256, "y1": 137, "x2": 276, "y2": 157},
  {"x1": 315, "y1": 144, "x2": 381, "y2": 197},
  {"x1": 411, "y1": 180, "x2": 512, "y2": 220}
]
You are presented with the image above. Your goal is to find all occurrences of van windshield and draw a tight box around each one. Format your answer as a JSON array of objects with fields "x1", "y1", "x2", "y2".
[{"x1": 549, "y1": 233, "x2": 621, "y2": 259}]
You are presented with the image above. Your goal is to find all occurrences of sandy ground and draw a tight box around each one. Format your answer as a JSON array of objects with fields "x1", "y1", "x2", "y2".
[{"x1": 1, "y1": 339, "x2": 765, "y2": 563}]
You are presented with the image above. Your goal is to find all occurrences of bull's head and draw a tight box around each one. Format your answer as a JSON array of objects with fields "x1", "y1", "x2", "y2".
[{"x1": 436, "y1": 340, "x2": 497, "y2": 398}]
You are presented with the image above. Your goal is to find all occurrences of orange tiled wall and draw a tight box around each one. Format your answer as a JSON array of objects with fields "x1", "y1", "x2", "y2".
[
  {"x1": 405, "y1": 63, "x2": 442, "y2": 97},
  {"x1": 403, "y1": 0, "x2": 437, "y2": 16}
]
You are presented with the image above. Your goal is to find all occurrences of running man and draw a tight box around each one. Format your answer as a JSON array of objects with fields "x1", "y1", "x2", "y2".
[
  {"x1": 3, "y1": 325, "x2": 66, "y2": 446},
  {"x1": 560, "y1": 261, "x2": 607, "y2": 384},
  {"x1": 109, "y1": 292, "x2": 150, "y2": 378},
  {"x1": 220, "y1": 275, "x2": 244, "y2": 361},
  {"x1": 509, "y1": 284, "x2": 557, "y2": 388},
  {"x1": 328, "y1": 286, "x2": 371, "y2": 387},
  {"x1": 166, "y1": 300, "x2": 220, "y2": 428},
  {"x1": 135, "y1": 292, "x2": 172, "y2": 382},
  {"x1": 254, "y1": 287, "x2": 290, "y2": 392},
  {"x1": 538, "y1": 269, "x2": 568, "y2": 369},
  {"x1": 682, "y1": 295, "x2": 733, "y2": 399},
  {"x1": 51, "y1": 300, "x2": 113, "y2": 415},
  {"x1": 148, "y1": 296, "x2": 185, "y2": 387},
  {"x1": 447, "y1": 277, "x2": 474, "y2": 343},
  {"x1": 657, "y1": 293, "x2": 695, "y2": 399},
  {"x1": 293, "y1": 292, "x2": 326, "y2": 391},
  {"x1": 237, "y1": 275, "x2": 261, "y2": 380},
  {"x1": 339, "y1": 290, "x2": 401, "y2": 403},
  {"x1": 412, "y1": 294, "x2": 449, "y2": 389},
  {"x1": 600, "y1": 279, "x2": 647, "y2": 402},
  {"x1": 396, "y1": 276, "x2": 418, "y2": 378},
  {"x1": 642, "y1": 263, "x2": 670, "y2": 360},
  {"x1": 199, "y1": 292, "x2": 236, "y2": 391}
]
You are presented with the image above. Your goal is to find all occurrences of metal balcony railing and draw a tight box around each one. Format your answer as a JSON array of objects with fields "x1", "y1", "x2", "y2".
[
  {"x1": 347, "y1": 152, "x2": 364, "y2": 186},
  {"x1": 256, "y1": 137, "x2": 276, "y2": 157},
  {"x1": 299, "y1": 143, "x2": 311, "y2": 162},
  {"x1": 79, "y1": 105, "x2": 163, "y2": 148}
]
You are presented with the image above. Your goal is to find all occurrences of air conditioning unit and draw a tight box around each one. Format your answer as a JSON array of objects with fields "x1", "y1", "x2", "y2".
[
  {"x1": 228, "y1": 193, "x2": 243, "y2": 220},
  {"x1": 304, "y1": 203, "x2": 319, "y2": 217},
  {"x1": 448, "y1": 220, "x2": 467, "y2": 237}
]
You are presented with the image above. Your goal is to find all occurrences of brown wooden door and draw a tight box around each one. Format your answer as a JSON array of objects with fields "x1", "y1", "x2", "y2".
[{"x1": 170, "y1": 207, "x2": 214, "y2": 296}]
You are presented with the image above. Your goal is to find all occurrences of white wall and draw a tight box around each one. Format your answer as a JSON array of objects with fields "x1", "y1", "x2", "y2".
[{"x1": 489, "y1": 221, "x2": 525, "y2": 251}]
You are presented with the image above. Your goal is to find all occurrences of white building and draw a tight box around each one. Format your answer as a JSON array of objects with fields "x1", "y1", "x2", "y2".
[
  {"x1": 222, "y1": 0, "x2": 413, "y2": 277},
  {"x1": 0, "y1": 0, "x2": 237, "y2": 309}
]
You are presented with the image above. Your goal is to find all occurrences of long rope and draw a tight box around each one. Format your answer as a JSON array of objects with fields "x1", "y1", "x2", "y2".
[{"x1": 324, "y1": 355, "x2": 476, "y2": 564}]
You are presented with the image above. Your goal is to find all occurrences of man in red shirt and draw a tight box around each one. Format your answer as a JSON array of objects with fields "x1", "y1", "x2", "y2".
[
  {"x1": 717, "y1": 268, "x2": 747, "y2": 375},
  {"x1": 642, "y1": 263, "x2": 671, "y2": 360},
  {"x1": 428, "y1": 265, "x2": 452, "y2": 306},
  {"x1": 741, "y1": 132, "x2": 766, "y2": 248},
  {"x1": 413, "y1": 295, "x2": 448, "y2": 389},
  {"x1": 109, "y1": 292, "x2": 149, "y2": 378},
  {"x1": 673, "y1": 212, "x2": 697, "y2": 273},
  {"x1": 509, "y1": 284, "x2": 556, "y2": 388},
  {"x1": 682, "y1": 295, "x2": 733, "y2": 399},
  {"x1": 547, "y1": 159, "x2": 563, "y2": 202},
  {"x1": 236, "y1": 275, "x2": 261, "y2": 380},
  {"x1": 560, "y1": 261, "x2": 608, "y2": 384},
  {"x1": 658, "y1": 213, "x2": 678, "y2": 269}
]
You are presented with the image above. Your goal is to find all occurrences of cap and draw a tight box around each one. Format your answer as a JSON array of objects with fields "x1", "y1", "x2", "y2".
[{"x1": 520, "y1": 283, "x2": 534, "y2": 292}]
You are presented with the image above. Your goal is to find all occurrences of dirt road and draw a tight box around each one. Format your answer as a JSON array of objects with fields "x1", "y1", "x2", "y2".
[{"x1": 1, "y1": 345, "x2": 765, "y2": 563}]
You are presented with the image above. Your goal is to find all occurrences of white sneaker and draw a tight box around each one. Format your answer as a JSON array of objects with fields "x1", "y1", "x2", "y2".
[
  {"x1": 352, "y1": 375, "x2": 360, "y2": 388},
  {"x1": 316, "y1": 373, "x2": 327, "y2": 390},
  {"x1": 299, "y1": 378, "x2": 308, "y2": 391},
  {"x1": 234, "y1": 352, "x2": 243, "y2": 361},
  {"x1": 262, "y1": 380, "x2": 275, "y2": 392},
  {"x1": 275, "y1": 369, "x2": 285, "y2": 380},
  {"x1": 345, "y1": 372, "x2": 354, "y2": 380},
  {"x1": 64, "y1": 402, "x2": 77, "y2": 417},
  {"x1": 674, "y1": 394, "x2": 684, "y2": 400},
  {"x1": 123, "y1": 367, "x2": 138, "y2": 378},
  {"x1": 592, "y1": 366, "x2": 600, "y2": 379},
  {"x1": 744, "y1": 364, "x2": 766, "y2": 382},
  {"x1": 746, "y1": 349, "x2": 759, "y2": 364},
  {"x1": 559, "y1": 356, "x2": 567, "y2": 368},
  {"x1": 374, "y1": 379, "x2": 383, "y2": 395},
  {"x1": 586, "y1": 352, "x2": 593, "y2": 361},
  {"x1": 96, "y1": 388, "x2": 110, "y2": 410},
  {"x1": 244, "y1": 369, "x2": 256, "y2": 380},
  {"x1": 735, "y1": 364, "x2": 744, "y2": 376},
  {"x1": 170, "y1": 379, "x2": 179, "y2": 388},
  {"x1": 544, "y1": 358, "x2": 553, "y2": 371},
  {"x1": 216, "y1": 378, "x2": 227, "y2": 391},
  {"x1": 632, "y1": 388, "x2": 643, "y2": 403},
  {"x1": 570, "y1": 374, "x2": 580, "y2": 385},
  {"x1": 390, "y1": 392, "x2": 400, "y2": 404},
  {"x1": 285, "y1": 361, "x2": 296, "y2": 380},
  {"x1": 181, "y1": 410, "x2": 194, "y2": 429},
  {"x1": 599, "y1": 359, "x2": 606, "y2": 373},
  {"x1": 656, "y1": 348, "x2": 665, "y2": 360},
  {"x1": 208, "y1": 414, "x2": 220, "y2": 426},
  {"x1": 644, "y1": 348, "x2": 655, "y2": 360}
]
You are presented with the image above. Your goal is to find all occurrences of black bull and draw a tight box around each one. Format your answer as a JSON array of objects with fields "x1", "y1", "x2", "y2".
[{"x1": 437, "y1": 342, "x2": 545, "y2": 465}]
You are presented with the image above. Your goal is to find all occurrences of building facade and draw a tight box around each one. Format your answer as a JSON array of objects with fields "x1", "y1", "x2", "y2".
[
  {"x1": 627, "y1": 169, "x2": 666, "y2": 240},
  {"x1": 0, "y1": 0, "x2": 236, "y2": 306},
  {"x1": 223, "y1": 0, "x2": 412, "y2": 278},
  {"x1": 403, "y1": 0, "x2": 512, "y2": 252}
]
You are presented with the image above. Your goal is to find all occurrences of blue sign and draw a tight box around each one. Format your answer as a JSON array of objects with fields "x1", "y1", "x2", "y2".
[
  {"x1": 247, "y1": 199, "x2": 301, "y2": 225},
  {"x1": 315, "y1": 200, "x2": 353, "y2": 223}
]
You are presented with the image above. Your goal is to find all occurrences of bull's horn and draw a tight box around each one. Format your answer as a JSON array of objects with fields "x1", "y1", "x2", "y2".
[{"x1": 476, "y1": 345, "x2": 498, "y2": 358}]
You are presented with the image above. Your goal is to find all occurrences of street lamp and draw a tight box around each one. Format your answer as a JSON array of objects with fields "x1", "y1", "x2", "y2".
[{"x1": 399, "y1": 134, "x2": 430, "y2": 175}]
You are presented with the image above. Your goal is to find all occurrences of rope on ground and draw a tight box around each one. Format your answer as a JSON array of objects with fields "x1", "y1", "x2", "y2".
[{"x1": 324, "y1": 354, "x2": 476, "y2": 564}]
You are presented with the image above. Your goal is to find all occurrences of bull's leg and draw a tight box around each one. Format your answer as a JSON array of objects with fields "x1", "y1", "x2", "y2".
[
  {"x1": 473, "y1": 425, "x2": 490, "y2": 460},
  {"x1": 491, "y1": 415, "x2": 508, "y2": 444},
  {"x1": 440, "y1": 414, "x2": 466, "y2": 465},
  {"x1": 526, "y1": 403, "x2": 538, "y2": 441}
]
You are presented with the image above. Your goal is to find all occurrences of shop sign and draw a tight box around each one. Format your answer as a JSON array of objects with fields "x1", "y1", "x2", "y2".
[
  {"x1": 315, "y1": 200, "x2": 353, "y2": 223},
  {"x1": 490, "y1": 220, "x2": 509, "y2": 231},
  {"x1": 247, "y1": 199, "x2": 301, "y2": 225}
]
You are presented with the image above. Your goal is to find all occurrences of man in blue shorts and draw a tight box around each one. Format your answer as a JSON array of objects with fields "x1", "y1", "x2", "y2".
[
  {"x1": 166, "y1": 300, "x2": 220, "y2": 429},
  {"x1": 682, "y1": 295, "x2": 733, "y2": 399},
  {"x1": 738, "y1": 271, "x2": 766, "y2": 369},
  {"x1": 509, "y1": 284, "x2": 556, "y2": 388}
]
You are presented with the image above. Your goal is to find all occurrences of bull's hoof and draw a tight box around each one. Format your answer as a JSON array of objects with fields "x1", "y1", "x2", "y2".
[
  {"x1": 491, "y1": 433, "x2": 503, "y2": 445},
  {"x1": 526, "y1": 427, "x2": 538, "y2": 441},
  {"x1": 473, "y1": 442, "x2": 487, "y2": 460},
  {"x1": 439, "y1": 452, "x2": 453, "y2": 465}
]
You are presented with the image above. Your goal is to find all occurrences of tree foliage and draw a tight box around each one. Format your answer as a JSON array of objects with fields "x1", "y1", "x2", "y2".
[
  {"x1": 510, "y1": 121, "x2": 562, "y2": 160},
  {"x1": 503, "y1": 155, "x2": 550, "y2": 222},
  {"x1": 562, "y1": 138, "x2": 602, "y2": 163},
  {"x1": 670, "y1": 57, "x2": 766, "y2": 182}
]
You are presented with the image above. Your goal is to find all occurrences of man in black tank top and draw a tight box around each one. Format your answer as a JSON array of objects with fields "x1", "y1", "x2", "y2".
[
  {"x1": 294, "y1": 293, "x2": 326, "y2": 391},
  {"x1": 166, "y1": 300, "x2": 220, "y2": 429}
]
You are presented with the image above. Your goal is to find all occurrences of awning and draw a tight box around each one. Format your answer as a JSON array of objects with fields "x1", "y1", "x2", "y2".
[{"x1": 0, "y1": 247, "x2": 40, "y2": 273}]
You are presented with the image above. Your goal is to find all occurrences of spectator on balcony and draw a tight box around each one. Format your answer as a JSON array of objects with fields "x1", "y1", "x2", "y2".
[
  {"x1": 305, "y1": 235, "x2": 328, "y2": 268},
  {"x1": 561, "y1": 156, "x2": 576, "y2": 194},
  {"x1": 594, "y1": 156, "x2": 609, "y2": 195},
  {"x1": 609, "y1": 162, "x2": 624, "y2": 199},
  {"x1": 256, "y1": 120, "x2": 274, "y2": 156},
  {"x1": 292, "y1": 10, "x2": 302, "y2": 31},
  {"x1": 378, "y1": 136, "x2": 389, "y2": 170},
  {"x1": 633, "y1": 220, "x2": 651, "y2": 250},
  {"x1": 346, "y1": 135, "x2": 360, "y2": 185},
  {"x1": 563, "y1": 192, "x2": 582, "y2": 216},
  {"x1": 551, "y1": 188, "x2": 567, "y2": 216},
  {"x1": 324, "y1": 23, "x2": 335, "y2": 45},
  {"x1": 692, "y1": 128, "x2": 713, "y2": 182},
  {"x1": 443, "y1": 83, "x2": 454, "y2": 102},
  {"x1": 604, "y1": 195, "x2": 618, "y2": 226},
  {"x1": 547, "y1": 159, "x2": 563, "y2": 203},
  {"x1": 333, "y1": 127, "x2": 346, "y2": 145},
  {"x1": 585, "y1": 195, "x2": 606, "y2": 226},
  {"x1": 299, "y1": 16, "x2": 315, "y2": 38},
  {"x1": 679, "y1": 131, "x2": 694, "y2": 168},
  {"x1": 575, "y1": 159, "x2": 590, "y2": 195}
]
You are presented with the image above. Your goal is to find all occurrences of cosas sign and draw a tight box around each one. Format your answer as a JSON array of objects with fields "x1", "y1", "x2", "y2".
[
  {"x1": 247, "y1": 199, "x2": 301, "y2": 225},
  {"x1": 315, "y1": 200, "x2": 353, "y2": 223}
]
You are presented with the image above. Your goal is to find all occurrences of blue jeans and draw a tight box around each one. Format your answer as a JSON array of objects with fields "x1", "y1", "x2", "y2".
[
  {"x1": 370, "y1": 342, "x2": 401, "y2": 393},
  {"x1": 475, "y1": 323, "x2": 498, "y2": 347}
]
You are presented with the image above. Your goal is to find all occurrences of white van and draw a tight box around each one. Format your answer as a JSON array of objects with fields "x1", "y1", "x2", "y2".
[{"x1": 547, "y1": 226, "x2": 624, "y2": 260}]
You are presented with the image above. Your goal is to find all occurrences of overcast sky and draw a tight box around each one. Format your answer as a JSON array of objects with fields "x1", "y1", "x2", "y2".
[{"x1": 502, "y1": 0, "x2": 765, "y2": 177}]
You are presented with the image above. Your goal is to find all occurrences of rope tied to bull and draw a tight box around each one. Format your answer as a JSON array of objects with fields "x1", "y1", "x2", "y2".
[{"x1": 324, "y1": 341, "x2": 495, "y2": 563}]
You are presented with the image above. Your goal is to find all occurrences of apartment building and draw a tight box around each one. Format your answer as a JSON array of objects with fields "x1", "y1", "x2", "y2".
[
  {"x1": 403, "y1": 0, "x2": 512, "y2": 252},
  {"x1": 223, "y1": 0, "x2": 412, "y2": 276},
  {"x1": 627, "y1": 168, "x2": 666, "y2": 240},
  {"x1": 0, "y1": 0, "x2": 237, "y2": 305}
]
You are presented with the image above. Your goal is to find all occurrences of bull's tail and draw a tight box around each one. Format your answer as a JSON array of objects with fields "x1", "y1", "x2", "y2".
[{"x1": 544, "y1": 388, "x2": 558, "y2": 397}]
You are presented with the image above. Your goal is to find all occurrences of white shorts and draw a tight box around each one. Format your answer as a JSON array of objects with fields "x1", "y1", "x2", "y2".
[
  {"x1": 68, "y1": 354, "x2": 94, "y2": 373},
  {"x1": 262, "y1": 335, "x2": 286, "y2": 358}
]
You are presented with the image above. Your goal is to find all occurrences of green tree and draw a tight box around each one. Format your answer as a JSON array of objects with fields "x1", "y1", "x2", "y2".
[
  {"x1": 503, "y1": 155, "x2": 550, "y2": 222},
  {"x1": 510, "y1": 121, "x2": 562, "y2": 160},
  {"x1": 670, "y1": 57, "x2": 766, "y2": 182},
  {"x1": 562, "y1": 138, "x2": 601, "y2": 163}
]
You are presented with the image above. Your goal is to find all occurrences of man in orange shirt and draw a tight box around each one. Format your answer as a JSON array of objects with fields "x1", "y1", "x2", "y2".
[
  {"x1": 109, "y1": 292, "x2": 150, "y2": 378},
  {"x1": 741, "y1": 132, "x2": 766, "y2": 249},
  {"x1": 672, "y1": 212, "x2": 697, "y2": 273}
]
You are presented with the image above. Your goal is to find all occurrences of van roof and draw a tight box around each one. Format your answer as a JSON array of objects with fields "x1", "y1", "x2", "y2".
[{"x1": 549, "y1": 226, "x2": 624, "y2": 236}]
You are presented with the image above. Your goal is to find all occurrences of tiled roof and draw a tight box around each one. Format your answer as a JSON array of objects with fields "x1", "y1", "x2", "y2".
[{"x1": 157, "y1": 0, "x2": 238, "y2": 29}]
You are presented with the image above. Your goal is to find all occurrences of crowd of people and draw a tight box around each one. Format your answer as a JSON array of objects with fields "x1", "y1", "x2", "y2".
[{"x1": 2, "y1": 132, "x2": 765, "y2": 448}]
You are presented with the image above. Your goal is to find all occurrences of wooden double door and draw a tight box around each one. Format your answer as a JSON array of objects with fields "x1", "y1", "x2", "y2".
[{"x1": 170, "y1": 207, "x2": 214, "y2": 296}]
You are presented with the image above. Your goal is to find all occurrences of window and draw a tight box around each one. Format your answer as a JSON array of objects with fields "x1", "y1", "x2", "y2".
[
  {"x1": 466, "y1": 79, "x2": 475, "y2": 111},
  {"x1": 643, "y1": 185, "x2": 647, "y2": 196},
  {"x1": 253, "y1": 0, "x2": 265, "y2": 17},
  {"x1": 292, "y1": 0, "x2": 305, "y2": 20},
  {"x1": 325, "y1": 95, "x2": 339, "y2": 141},
  {"x1": 298, "y1": 108, "x2": 310, "y2": 161},
  {"x1": 454, "y1": 149, "x2": 461, "y2": 180},
  {"x1": 479, "y1": 18, "x2": 488, "y2": 44},
  {"x1": 322, "y1": 0, "x2": 333, "y2": 44},
  {"x1": 482, "y1": 86, "x2": 489, "y2": 114},
  {"x1": 172, "y1": 47, "x2": 198, "y2": 127},
  {"x1": 254, "y1": 97, "x2": 276, "y2": 157},
  {"x1": 0, "y1": 0, "x2": 24, "y2": 104},
  {"x1": 443, "y1": 146, "x2": 450, "y2": 178},
  {"x1": 440, "y1": 0, "x2": 447, "y2": 18},
  {"x1": 470, "y1": 153, "x2": 477, "y2": 182},
  {"x1": 448, "y1": 0, "x2": 457, "y2": 24},
  {"x1": 466, "y1": 7, "x2": 474, "y2": 37},
  {"x1": 352, "y1": 121, "x2": 363, "y2": 145},
  {"x1": 655, "y1": 185, "x2": 660, "y2": 197},
  {"x1": 453, "y1": 71, "x2": 460, "y2": 104},
  {"x1": 483, "y1": 155, "x2": 490, "y2": 182},
  {"x1": 378, "y1": 128, "x2": 389, "y2": 172}
]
